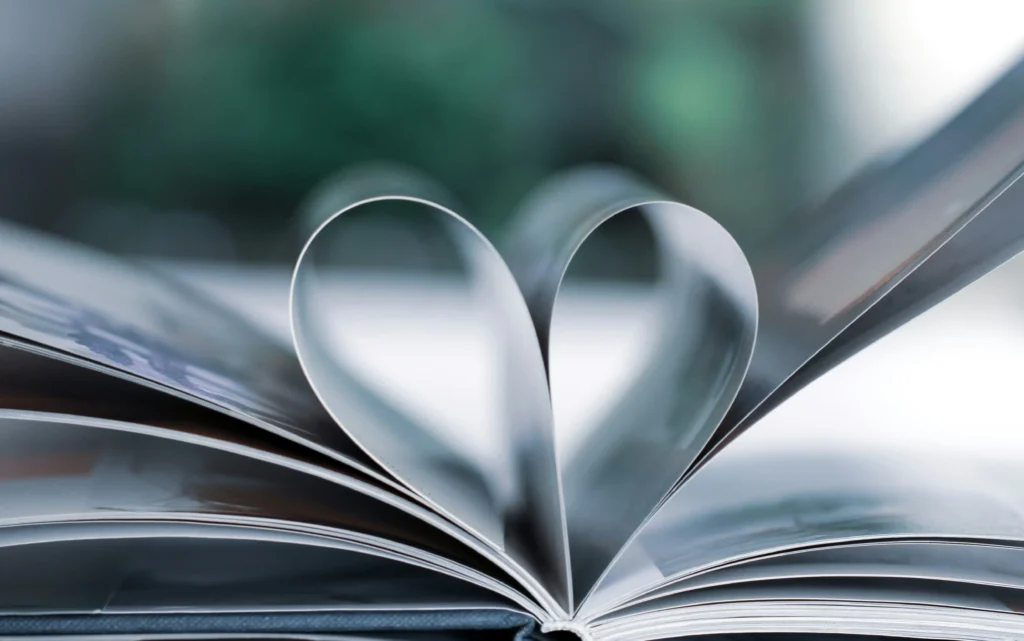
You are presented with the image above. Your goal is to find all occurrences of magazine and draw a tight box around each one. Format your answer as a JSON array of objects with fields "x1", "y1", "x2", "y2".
[{"x1": 2, "y1": 58, "x2": 1024, "y2": 641}]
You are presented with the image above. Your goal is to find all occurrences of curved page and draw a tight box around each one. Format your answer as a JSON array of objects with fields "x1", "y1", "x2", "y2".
[
  {"x1": 0, "y1": 521, "x2": 518, "y2": 615},
  {"x1": 0, "y1": 414, "x2": 525, "y2": 596},
  {"x1": 607, "y1": 541, "x2": 1024, "y2": 619},
  {"x1": 710, "y1": 56, "x2": 1024, "y2": 457},
  {"x1": 583, "y1": 244, "x2": 1024, "y2": 618},
  {"x1": 503, "y1": 167, "x2": 756, "y2": 600},
  {"x1": 0, "y1": 220, "x2": 370, "y2": 472},
  {"x1": 609, "y1": 576, "x2": 1022, "y2": 614},
  {"x1": 290, "y1": 176, "x2": 569, "y2": 614},
  {"x1": 0, "y1": 409, "x2": 558, "y2": 619},
  {"x1": 593, "y1": 579, "x2": 1024, "y2": 641},
  {"x1": 0, "y1": 341, "x2": 353, "y2": 461},
  {"x1": 0, "y1": 342, "x2": 418, "y2": 502},
  {"x1": 744, "y1": 159, "x2": 1024, "y2": 435}
]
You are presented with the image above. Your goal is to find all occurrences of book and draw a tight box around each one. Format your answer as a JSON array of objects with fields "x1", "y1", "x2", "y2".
[{"x1": 2, "y1": 59, "x2": 1024, "y2": 641}]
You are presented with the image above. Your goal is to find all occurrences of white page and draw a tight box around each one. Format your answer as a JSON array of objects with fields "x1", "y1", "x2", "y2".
[
  {"x1": 0, "y1": 220, "x2": 372, "y2": 475},
  {"x1": 585, "y1": 245, "x2": 1024, "y2": 619}
]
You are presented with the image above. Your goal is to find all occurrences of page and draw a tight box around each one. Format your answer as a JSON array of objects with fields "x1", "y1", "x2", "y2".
[
  {"x1": 598, "y1": 605, "x2": 1024, "y2": 641},
  {"x1": 0, "y1": 342, "x2": 420, "y2": 501},
  {"x1": 592, "y1": 579, "x2": 1024, "y2": 641},
  {"x1": 0, "y1": 521, "x2": 517, "y2": 615},
  {"x1": 500, "y1": 167, "x2": 757, "y2": 602},
  {"x1": 607, "y1": 541, "x2": 1024, "y2": 619},
  {"x1": 0, "y1": 397, "x2": 536, "y2": 587},
  {"x1": 585, "y1": 451, "x2": 1024, "y2": 619},
  {"x1": 290, "y1": 171, "x2": 570, "y2": 617},
  {"x1": 0, "y1": 623, "x2": 519, "y2": 641},
  {"x1": 0, "y1": 406, "x2": 567, "y2": 618},
  {"x1": 612, "y1": 576, "x2": 1019, "y2": 614},
  {"x1": 0, "y1": 220, "x2": 372, "y2": 473},
  {"x1": 581, "y1": 244, "x2": 1024, "y2": 619},
  {"x1": 0, "y1": 412, "x2": 556, "y2": 615},
  {"x1": 702, "y1": 55, "x2": 1024, "y2": 461},
  {"x1": 742, "y1": 157, "x2": 1024, "y2": 435}
]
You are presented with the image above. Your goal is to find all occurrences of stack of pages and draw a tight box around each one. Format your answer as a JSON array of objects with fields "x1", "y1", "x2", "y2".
[{"x1": 3, "y1": 59, "x2": 1024, "y2": 641}]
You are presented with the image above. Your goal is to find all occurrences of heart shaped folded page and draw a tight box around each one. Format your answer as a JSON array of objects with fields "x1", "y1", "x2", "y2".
[
  {"x1": 504, "y1": 167, "x2": 757, "y2": 602},
  {"x1": 289, "y1": 166, "x2": 757, "y2": 613}
]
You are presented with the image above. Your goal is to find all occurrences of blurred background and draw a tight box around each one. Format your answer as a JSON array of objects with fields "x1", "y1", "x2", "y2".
[{"x1": 1, "y1": 0, "x2": 1023, "y2": 263}]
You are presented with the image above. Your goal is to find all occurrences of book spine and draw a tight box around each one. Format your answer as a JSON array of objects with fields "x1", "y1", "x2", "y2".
[{"x1": 541, "y1": 620, "x2": 593, "y2": 641}]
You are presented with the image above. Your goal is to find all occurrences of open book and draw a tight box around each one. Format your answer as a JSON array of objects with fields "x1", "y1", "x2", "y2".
[{"x1": 3, "y1": 61, "x2": 1024, "y2": 641}]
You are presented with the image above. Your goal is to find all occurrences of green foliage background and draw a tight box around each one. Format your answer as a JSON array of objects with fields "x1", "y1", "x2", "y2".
[{"x1": 73, "y1": 0, "x2": 820, "y2": 260}]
